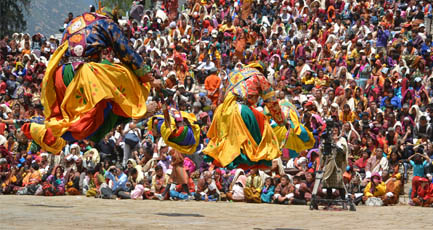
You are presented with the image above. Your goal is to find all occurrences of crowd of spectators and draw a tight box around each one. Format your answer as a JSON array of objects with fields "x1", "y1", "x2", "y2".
[{"x1": 1, "y1": 0, "x2": 433, "y2": 207}]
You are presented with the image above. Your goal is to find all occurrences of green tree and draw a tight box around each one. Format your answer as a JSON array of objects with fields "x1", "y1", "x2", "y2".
[
  {"x1": 0, "y1": 0, "x2": 31, "y2": 37},
  {"x1": 101, "y1": 0, "x2": 134, "y2": 17}
]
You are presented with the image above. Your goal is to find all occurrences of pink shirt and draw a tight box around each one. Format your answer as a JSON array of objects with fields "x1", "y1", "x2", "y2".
[{"x1": 131, "y1": 184, "x2": 145, "y2": 200}]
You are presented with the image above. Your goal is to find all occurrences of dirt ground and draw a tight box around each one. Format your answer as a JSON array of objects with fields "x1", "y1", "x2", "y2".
[{"x1": 0, "y1": 196, "x2": 431, "y2": 230}]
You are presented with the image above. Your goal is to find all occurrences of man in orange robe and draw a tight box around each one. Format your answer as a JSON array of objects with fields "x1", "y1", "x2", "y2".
[{"x1": 204, "y1": 67, "x2": 221, "y2": 106}]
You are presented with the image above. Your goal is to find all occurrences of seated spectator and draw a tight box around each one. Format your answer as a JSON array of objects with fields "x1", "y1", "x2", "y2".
[
  {"x1": 366, "y1": 147, "x2": 389, "y2": 177},
  {"x1": 339, "y1": 104, "x2": 356, "y2": 124},
  {"x1": 363, "y1": 173, "x2": 387, "y2": 205},
  {"x1": 130, "y1": 179, "x2": 146, "y2": 200},
  {"x1": 42, "y1": 165, "x2": 65, "y2": 196},
  {"x1": 354, "y1": 149, "x2": 370, "y2": 174},
  {"x1": 273, "y1": 175, "x2": 295, "y2": 205},
  {"x1": 83, "y1": 166, "x2": 105, "y2": 197},
  {"x1": 411, "y1": 177, "x2": 433, "y2": 207},
  {"x1": 261, "y1": 177, "x2": 275, "y2": 203},
  {"x1": 292, "y1": 176, "x2": 307, "y2": 205},
  {"x1": 1, "y1": 166, "x2": 22, "y2": 194},
  {"x1": 226, "y1": 170, "x2": 246, "y2": 202},
  {"x1": 169, "y1": 176, "x2": 196, "y2": 200},
  {"x1": 102, "y1": 165, "x2": 128, "y2": 199},
  {"x1": 96, "y1": 133, "x2": 116, "y2": 162},
  {"x1": 381, "y1": 170, "x2": 401, "y2": 206},
  {"x1": 301, "y1": 70, "x2": 316, "y2": 92},
  {"x1": 115, "y1": 167, "x2": 146, "y2": 200},
  {"x1": 304, "y1": 172, "x2": 324, "y2": 201},
  {"x1": 141, "y1": 180, "x2": 155, "y2": 200},
  {"x1": 126, "y1": 158, "x2": 144, "y2": 184},
  {"x1": 413, "y1": 116, "x2": 432, "y2": 140},
  {"x1": 244, "y1": 168, "x2": 263, "y2": 203},
  {"x1": 117, "y1": 167, "x2": 143, "y2": 199},
  {"x1": 345, "y1": 169, "x2": 364, "y2": 205},
  {"x1": 17, "y1": 162, "x2": 41, "y2": 195},
  {"x1": 151, "y1": 165, "x2": 169, "y2": 200},
  {"x1": 195, "y1": 171, "x2": 220, "y2": 201}
]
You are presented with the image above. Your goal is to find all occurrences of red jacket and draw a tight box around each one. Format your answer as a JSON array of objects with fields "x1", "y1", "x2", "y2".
[
  {"x1": 354, "y1": 157, "x2": 368, "y2": 170},
  {"x1": 417, "y1": 183, "x2": 433, "y2": 200}
]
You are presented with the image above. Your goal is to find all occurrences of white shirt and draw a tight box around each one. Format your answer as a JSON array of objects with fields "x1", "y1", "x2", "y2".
[{"x1": 197, "y1": 61, "x2": 216, "y2": 71}]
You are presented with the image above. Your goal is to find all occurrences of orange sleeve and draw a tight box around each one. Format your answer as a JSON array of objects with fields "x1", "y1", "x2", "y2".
[{"x1": 204, "y1": 77, "x2": 211, "y2": 91}]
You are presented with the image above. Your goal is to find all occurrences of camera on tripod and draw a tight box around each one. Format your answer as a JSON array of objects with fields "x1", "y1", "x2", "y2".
[
  {"x1": 321, "y1": 119, "x2": 336, "y2": 155},
  {"x1": 310, "y1": 119, "x2": 356, "y2": 211}
]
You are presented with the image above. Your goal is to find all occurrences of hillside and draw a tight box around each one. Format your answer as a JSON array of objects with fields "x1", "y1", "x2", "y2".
[{"x1": 25, "y1": 0, "x2": 94, "y2": 36}]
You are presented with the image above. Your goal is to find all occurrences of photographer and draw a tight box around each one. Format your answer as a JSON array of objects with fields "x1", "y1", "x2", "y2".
[
  {"x1": 320, "y1": 121, "x2": 349, "y2": 202},
  {"x1": 102, "y1": 165, "x2": 128, "y2": 199}
]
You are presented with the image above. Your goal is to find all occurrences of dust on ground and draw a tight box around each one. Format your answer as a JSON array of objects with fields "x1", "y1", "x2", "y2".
[{"x1": 0, "y1": 196, "x2": 431, "y2": 230}]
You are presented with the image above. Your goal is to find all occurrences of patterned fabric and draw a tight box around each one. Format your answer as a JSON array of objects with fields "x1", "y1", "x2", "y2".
[
  {"x1": 168, "y1": 123, "x2": 196, "y2": 146},
  {"x1": 147, "y1": 111, "x2": 200, "y2": 154},
  {"x1": 204, "y1": 104, "x2": 273, "y2": 170},
  {"x1": 61, "y1": 13, "x2": 147, "y2": 75},
  {"x1": 266, "y1": 100, "x2": 315, "y2": 153},
  {"x1": 226, "y1": 67, "x2": 284, "y2": 125},
  {"x1": 24, "y1": 13, "x2": 152, "y2": 153},
  {"x1": 42, "y1": 181, "x2": 65, "y2": 196},
  {"x1": 204, "y1": 92, "x2": 280, "y2": 169},
  {"x1": 322, "y1": 137, "x2": 348, "y2": 189}
]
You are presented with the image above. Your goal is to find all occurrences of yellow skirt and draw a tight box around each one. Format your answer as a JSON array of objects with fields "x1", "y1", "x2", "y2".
[
  {"x1": 203, "y1": 92, "x2": 281, "y2": 167},
  {"x1": 32, "y1": 41, "x2": 150, "y2": 154},
  {"x1": 273, "y1": 125, "x2": 315, "y2": 153}
]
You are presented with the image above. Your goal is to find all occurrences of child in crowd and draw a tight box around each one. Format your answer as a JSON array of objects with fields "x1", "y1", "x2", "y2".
[
  {"x1": 196, "y1": 171, "x2": 220, "y2": 201},
  {"x1": 130, "y1": 179, "x2": 146, "y2": 200},
  {"x1": 152, "y1": 165, "x2": 169, "y2": 200},
  {"x1": 273, "y1": 175, "x2": 295, "y2": 204},
  {"x1": 409, "y1": 152, "x2": 432, "y2": 199},
  {"x1": 261, "y1": 177, "x2": 275, "y2": 203}
]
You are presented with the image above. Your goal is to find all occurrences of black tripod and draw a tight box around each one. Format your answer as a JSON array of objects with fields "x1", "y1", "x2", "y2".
[
  {"x1": 309, "y1": 168, "x2": 356, "y2": 211},
  {"x1": 309, "y1": 131, "x2": 356, "y2": 211}
]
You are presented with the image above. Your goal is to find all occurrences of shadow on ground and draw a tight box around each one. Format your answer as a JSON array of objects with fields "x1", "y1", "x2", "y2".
[
  {"x1": 26, "y1": 203, "x2": 74, "y2": 208},
  {"x1": 155, "y1": 212, "x2": 205, "y2": 217}
]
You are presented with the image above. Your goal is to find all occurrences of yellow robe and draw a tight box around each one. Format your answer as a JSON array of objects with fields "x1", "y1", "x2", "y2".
[
  {"x1": 33, "y1": 41, "x2": 150, "y2": 153},
  {"x1": 203, "y1": 92, "x2": 281, "y2": 167}
]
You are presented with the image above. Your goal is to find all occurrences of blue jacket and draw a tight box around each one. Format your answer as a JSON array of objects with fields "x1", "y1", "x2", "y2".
[
  {"x1": 104, "y1": 171, "x2": 128, "y2": 191},
  {"x1": 380, "y1": 95, "x2": 401, "y2": 109},
  {"x1": 376, "y1": 29, "x2": 389, "y2": 48},
  {"x1": 261, "y1": 185, "x2": 275, "y2": 203}
]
